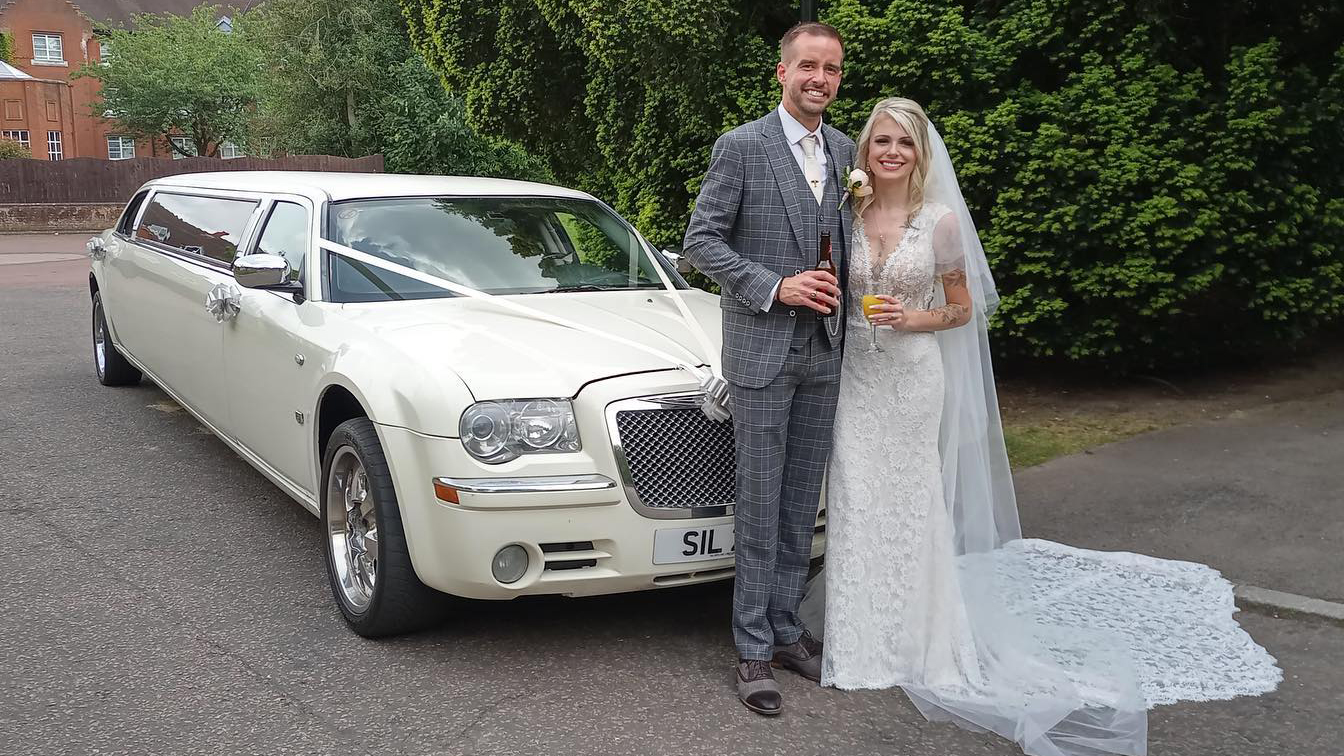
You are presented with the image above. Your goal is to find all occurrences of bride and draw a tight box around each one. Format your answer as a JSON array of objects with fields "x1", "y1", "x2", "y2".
[{"x1": 803, "y1": 97, "x2": 1281, "y2": 756}]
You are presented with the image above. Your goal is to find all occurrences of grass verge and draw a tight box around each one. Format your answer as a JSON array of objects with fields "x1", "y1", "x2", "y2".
[{"x1": 1002, "y1": 416, "x2": 1163, "y2": 469}]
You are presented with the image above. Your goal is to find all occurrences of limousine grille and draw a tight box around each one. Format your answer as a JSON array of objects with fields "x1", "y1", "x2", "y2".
[{"x1": 612, "y1": 403, "x2": 736, "y2": 514}]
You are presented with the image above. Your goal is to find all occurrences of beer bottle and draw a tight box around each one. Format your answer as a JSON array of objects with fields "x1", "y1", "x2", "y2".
[{"x1": 816, "y1": 231, "x2": 836, "y2": 274}]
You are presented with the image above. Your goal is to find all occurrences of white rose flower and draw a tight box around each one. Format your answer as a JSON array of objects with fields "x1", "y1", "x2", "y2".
[{"x1": 839, "y1": 166, "x2": 873, "y2": 207}]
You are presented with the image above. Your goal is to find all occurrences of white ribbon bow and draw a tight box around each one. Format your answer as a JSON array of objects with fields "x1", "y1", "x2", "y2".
[{"x1": 205, "y1": 283, "x2": 242, "y2": 323}]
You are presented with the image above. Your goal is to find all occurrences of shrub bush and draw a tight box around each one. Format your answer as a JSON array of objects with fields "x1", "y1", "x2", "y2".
[
  {"x1": 404, "y1": 0, "x2": 1344, "y2": 370},
  {"x1": 0, "y1": 138, "x2": 31, "y2": 159}
]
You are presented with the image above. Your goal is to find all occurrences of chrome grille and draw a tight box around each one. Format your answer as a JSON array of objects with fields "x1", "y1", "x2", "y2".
[{"x1": 613, "y1": 405, "x2": 736, "y2": 513}]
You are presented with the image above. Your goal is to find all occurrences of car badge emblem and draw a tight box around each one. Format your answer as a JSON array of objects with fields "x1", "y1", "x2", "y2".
[{"x1": 645, "y1": 394, "x2": 706, "y2": 411}]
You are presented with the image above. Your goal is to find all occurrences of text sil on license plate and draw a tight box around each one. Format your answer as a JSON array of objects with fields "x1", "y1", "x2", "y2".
[{"x1": 653, "y1": 523, "x2": 735, "y2": 565}]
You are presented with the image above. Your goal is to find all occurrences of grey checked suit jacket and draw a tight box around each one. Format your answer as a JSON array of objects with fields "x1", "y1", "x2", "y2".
[{"x1": 684, "y1": 110, "x2": 857, "y2": 389}]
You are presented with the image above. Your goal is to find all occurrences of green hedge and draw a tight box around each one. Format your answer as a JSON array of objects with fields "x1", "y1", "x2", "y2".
[{"x1": 404, "y1": 0, "x2": 1344, "y2": 370}]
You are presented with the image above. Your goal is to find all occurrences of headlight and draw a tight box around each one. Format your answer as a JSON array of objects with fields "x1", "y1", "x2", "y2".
[{"x1": 460, "y1": 399, "x2": 582, "y2": 463}]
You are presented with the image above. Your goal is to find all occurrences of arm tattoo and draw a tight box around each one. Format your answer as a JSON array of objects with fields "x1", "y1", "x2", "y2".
[
  {"x1": 929, "y1": 303, "x2": 968, "y2": 325},
  {"x1": 929, "y1": 269, "x2": 969, "y2": 326},
  {"x1": 941, "y1": 268, "x2": 967, "y2": 288}
]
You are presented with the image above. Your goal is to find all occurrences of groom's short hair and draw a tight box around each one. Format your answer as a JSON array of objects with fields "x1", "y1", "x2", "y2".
[{"x1": 780, "y1": 22, "x2": 843, "y2": 61}]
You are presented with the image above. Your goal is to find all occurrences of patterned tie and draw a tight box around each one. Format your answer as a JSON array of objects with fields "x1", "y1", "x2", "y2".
[{"x1": 800, "y1": 134, "x2": 823, "y2": 205}]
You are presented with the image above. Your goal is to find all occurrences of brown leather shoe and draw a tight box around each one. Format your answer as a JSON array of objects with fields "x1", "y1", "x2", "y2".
[
  {"x1": 736, "y1": 659, "x2": 782, "y2": 716},
  {"x1": 771, "y1": 630, "x2": 823, "y2": 683}
]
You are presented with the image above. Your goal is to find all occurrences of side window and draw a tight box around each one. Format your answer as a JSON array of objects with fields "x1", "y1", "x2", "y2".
[
  {"x1": 135, "y1": 192, "x2": 257, "y2": 265},
  {"x1": 253, "y1": 201, "x2": 308, "y2": 283},
  {"x1": 116, "y1": 190, "x2": 148, "y2": 236}
]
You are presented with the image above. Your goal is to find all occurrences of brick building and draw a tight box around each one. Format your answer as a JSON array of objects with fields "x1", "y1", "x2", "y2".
[{"x1": 0, "y1": 0, "x2": 253, "y2": 160}]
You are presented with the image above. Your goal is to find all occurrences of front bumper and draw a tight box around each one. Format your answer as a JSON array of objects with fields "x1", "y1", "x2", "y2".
[{"x1": 376, "y1": 370, "x2": 826, "y2": 600}]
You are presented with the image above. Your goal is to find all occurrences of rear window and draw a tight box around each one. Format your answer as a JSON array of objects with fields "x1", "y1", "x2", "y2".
[{"x1": 136, "y1": 192, "x2": 257, "y2": 265}]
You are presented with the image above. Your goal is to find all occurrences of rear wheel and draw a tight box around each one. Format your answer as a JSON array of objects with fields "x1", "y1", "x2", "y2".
[
  {"x1": 92, "y1": 291, "x2": 141, "y2": 386},
  {"x1": 321, "y1": 417, "x2": 446, "y2": 637}
]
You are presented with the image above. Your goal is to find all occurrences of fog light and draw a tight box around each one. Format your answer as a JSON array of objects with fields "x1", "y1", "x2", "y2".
[{"x1": 492, "y1": 544, "x2": 529, "y2": 584}]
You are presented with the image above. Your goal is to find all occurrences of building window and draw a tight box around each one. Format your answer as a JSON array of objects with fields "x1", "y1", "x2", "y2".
[
  {"x1": 220, "y1": 141, "x2": 245, "y2": 159},
  {"x1": 47, "y1": 131, "x2": 62, "y2": 160},
  {"x1": 107, "y1": 136, "x2": 136, "y2": 160},
  {"x1": 170, "y1": 136, "x2": 197, "y2": 159},
  {"x1": 2, "y1": 130, "x2": 30, "y2": 149},
  {"x1": 99, "y1": 40, "x2": 112, "y2": 64},
  {"x1": 32, "y1": 33, "x2": 65, "y2": 63}
]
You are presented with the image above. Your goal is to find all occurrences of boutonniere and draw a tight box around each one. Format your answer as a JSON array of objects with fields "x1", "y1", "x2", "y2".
[{"x1": 839, "y1": 166, "x2": 871, "y2": 209}]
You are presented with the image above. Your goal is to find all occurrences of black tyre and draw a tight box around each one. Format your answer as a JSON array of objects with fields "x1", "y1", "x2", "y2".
[
  {"x1": 321, "y1": 417, "x2": 446, "y2": 637},
  {"x1": 92, "y1": 291, "x2": 142, "y2": 386}
]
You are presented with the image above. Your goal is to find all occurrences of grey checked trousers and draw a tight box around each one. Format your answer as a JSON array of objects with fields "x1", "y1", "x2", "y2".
[{"x1": 729, "y1": 318, "x2": 841, "y2": 660}]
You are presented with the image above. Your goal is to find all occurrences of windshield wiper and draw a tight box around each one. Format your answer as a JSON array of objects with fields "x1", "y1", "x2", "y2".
[{"x1": 546, "y1": 283, "x2": 664, "y2": 293}]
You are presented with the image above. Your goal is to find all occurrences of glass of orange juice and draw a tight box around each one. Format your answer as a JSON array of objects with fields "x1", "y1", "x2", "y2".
[{"x1": 861, "y1": 294, "x2": 885, "y2": 352}]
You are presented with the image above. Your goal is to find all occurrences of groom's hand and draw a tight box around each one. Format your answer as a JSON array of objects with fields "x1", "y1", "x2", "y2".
[{"x1": 777, "y1": 271, "x2": 841, "y2": 315}]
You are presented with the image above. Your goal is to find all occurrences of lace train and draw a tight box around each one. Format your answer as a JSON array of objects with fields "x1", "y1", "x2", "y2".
[{"x1": 987, "y1": 539, "x2": 1282, "y2": 707}]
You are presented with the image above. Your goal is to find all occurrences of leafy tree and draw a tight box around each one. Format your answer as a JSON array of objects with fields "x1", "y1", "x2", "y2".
[
  {"x1": 244, "y1": 0, "x2": 409, "y2": 157},
  {"x1": 0, "y1": 138, "x2": 31, "y2": 159},
  {"x1": 361, "y1": 58, "x2": 552, "y2": 179},
  {"x1": 0, "y1": 31, "x2": 13, "y2": 63},
  {"x1": 404, "y1": 0, "x2": 1344, "y2": 370},
  {"x1": 73, "y1": 5, "x2": 261, "y2": 157},
  {"x1": 245, "y1": 0, "x2": 551, "y2": 180},
  {"x1": 404, "y1": 0, "x2": 790, "y2": 245}
]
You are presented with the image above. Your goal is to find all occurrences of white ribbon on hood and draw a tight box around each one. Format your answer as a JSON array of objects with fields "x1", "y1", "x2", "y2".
[{"x1": 317, "y1": 238, "x2": 732, "y2": 422}]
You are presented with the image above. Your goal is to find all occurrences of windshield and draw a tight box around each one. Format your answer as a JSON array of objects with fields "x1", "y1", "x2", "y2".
[{"x1": 323, "y1": 196, "x2": 678, "y2": 302}]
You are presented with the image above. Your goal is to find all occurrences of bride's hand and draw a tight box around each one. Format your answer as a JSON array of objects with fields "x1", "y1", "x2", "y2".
[{"x1": 868, "y1": 295, "x2": 906, "y2": 330}]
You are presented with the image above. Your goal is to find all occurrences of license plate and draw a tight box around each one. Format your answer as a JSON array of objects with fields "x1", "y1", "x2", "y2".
[{"x1": 653, "y1": 523, "x2": 735, "y2": 565}]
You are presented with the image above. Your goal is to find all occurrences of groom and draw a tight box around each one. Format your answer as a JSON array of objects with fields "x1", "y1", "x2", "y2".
[{"x1": 683, "y1": 22, "x2": 854, "y2": 716}]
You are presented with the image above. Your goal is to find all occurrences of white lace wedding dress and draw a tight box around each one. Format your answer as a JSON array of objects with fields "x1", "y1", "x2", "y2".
[{"x1": 814, "y1": 205, "x2": 1282, "y2": 755}]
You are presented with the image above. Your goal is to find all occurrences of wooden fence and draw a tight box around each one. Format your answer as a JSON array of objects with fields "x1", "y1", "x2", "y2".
[{"x1": 0, "y1": 154, "x2": 384, "y2": 203}]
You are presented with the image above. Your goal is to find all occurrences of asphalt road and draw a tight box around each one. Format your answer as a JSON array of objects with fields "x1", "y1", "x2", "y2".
[
  {"x1": 2, "y1": 235, "x2": 1341, "y2": 756},
  {"x1": 1016, "y1": 391, "x2": 1344, "y2": 603}
]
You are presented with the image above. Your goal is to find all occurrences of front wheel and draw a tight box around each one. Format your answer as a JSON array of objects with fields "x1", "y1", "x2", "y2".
[
  {"x1": 92, "y1": 291, "x2": 141, "y2": 386},
  {"x1": 321, "y1": 417, "x2": 446, "y2": 637}
]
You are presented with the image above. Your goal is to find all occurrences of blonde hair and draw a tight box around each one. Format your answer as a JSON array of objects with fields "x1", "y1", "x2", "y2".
[{"x1": 853, "y1": 97, "x2": 932, "y2": 219}]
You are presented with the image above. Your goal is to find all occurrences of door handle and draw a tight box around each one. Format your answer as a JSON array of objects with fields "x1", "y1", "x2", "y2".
[{"x1": 205, "y1": 283, "x2": 242, "y2": 322}]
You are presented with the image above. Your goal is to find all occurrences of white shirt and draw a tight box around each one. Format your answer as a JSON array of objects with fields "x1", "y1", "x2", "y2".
[
  {"x1": 777, "y1": 102, "x2": 829, "y2": 192},
  {"x1": 762, "y1": 104, "x2": 829, "y2": 310}
]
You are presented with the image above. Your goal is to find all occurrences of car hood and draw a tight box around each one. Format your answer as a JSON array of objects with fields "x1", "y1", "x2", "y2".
[{"x1": 337, "y1": 289, "x2": 723, "y2": 399}]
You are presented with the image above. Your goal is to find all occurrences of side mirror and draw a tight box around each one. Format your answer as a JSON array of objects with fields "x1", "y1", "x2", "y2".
[
  {"x1": 233, "y1": 253, "x2": 291, "y2": 289},
  {"x1": 662, "y1": 248, "x2": 694, "y2": 275}
]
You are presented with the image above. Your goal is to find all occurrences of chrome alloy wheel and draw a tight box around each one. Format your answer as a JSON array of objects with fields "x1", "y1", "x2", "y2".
[
  {"x1": 326, "y1": 446, "x2": 379, "y2": 611},
  {"x1": 93, "y1": 299, "x2": 107, "y2": 377}
]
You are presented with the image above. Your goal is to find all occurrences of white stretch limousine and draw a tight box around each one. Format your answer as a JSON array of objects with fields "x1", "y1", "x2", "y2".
[{"x1": 88, "y1": 171, "x2": 825, "y2": 636}]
